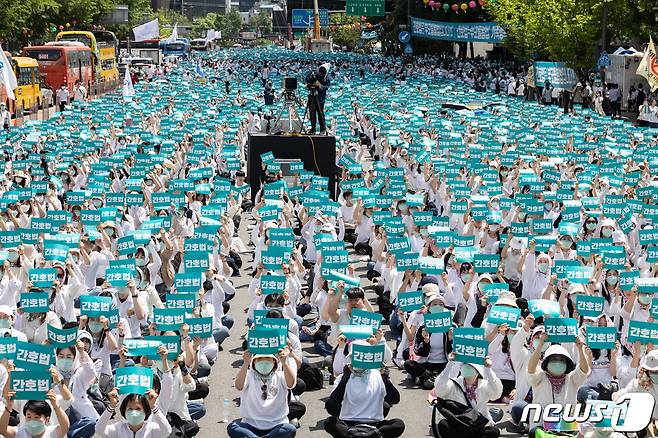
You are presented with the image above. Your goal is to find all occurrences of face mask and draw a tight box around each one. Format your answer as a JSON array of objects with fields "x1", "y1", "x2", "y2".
[
  {"x1": 560, "y1": 239, "x2": 572, "y2": 249},
  {"x1": 500, "y1": 171, "x2": 509, "y2": 178},
  {"x1": 420, "y1": 229, "x2": 429, "y2": 237},
  {"x1": 92, "y1": 199, "x2": 102, "y2": 208},
  {"x1": 601, "y1": 228, "x2": 613, "y2": 238},
  {"x1": 135, "y1": 258, "x2": 147, "y2": 267},
  {"x1": 57, "y1": 357, "x2": 74, "y2": 371},
  {"x1": 137, "y1": 280, "x2": 148, "y2": 290},
  {"x1": 547, "y1": 360, "x2": 567, "y2": 376},
  {"x1": 25, "y1": 420, "x2": 46, "y2": 437},
  {"x1": 429, "y1": 305, "x2": 444, "y2": 314},
  {"x1": 254, "y1": 360, "x2": 275, "y2": 376},
  {"x1": 461, "y1": 364, "x2": 478, "y2": 379},
  {"x1": 0, "y1": 318, "x2": 11, "y2": 329},
  {"x1": 125, "y1": 409, "x2": 146, "y2": 426},
  {"x1": 506, "y1": 333, "x2": 515, "y2": 342},
  {"x1": 606, "y1": 276, "x2": 618, "y2": 286},
  {"x1": 537, "y1": 263, "x2": 549, "y2": 274},
  {"x1": 586, "y1": 222, "x2": 596, "y2": 231},
  {"x1": 7, "y1": 252, "x2": 18, "y2": 263},
  {"x1": 88, "y1": 321, "x2": 104, "y2": 333},
  {"x1": 638, "y1": 294, "x2": 652, "y2": 306},
  {"x1": 489, "y1": 224, "x2": 499, "y2": 232},
  {"x1": 105, "y1": 228, "x2": 115, "y2": 238},
  {"x1": 462, "y1": 273, "x2": 472, "y2": 282},
  {"x1": 351, "y1": 368, "x2": 366, "y2": 377},
  {"x1": 650, "y1": 374, "x2": 658, "y2": 384},
  {"x1": 490, "y1": 202, "x2": 500, "y2": 210},
  {"x1": 544, "y1": 202, "x2": 552, "y2": 211},
  {"x1": 533, "y1": 339, "x2": 549, "y2": 352},
  {"x1": 518, "y1": 213, "x2": 526, "y2": 221}
]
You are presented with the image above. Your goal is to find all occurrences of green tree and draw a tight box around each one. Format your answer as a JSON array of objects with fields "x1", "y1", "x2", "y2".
[
  {"x1": 328, "y1": 13, "x2": 361, "y2": 50},
  {"x1": 250, "y1": 13, "x2": 272, "y2": 35},
  {"x1": 218, "y1": 10, "x2": 242, "y2": 38},
  {"x1": 0, "y1": 0, "x2": 58, "y2": 45},
  {"x1": 192, "y1": 12, "x2": 219, "y2": 38}
]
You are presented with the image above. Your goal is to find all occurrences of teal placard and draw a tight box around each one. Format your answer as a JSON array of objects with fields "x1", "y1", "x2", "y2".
[
  {"x1": 20, "y1": 292, "x2": 50, "y2": 313},
  {"x1": 487, "y1": 306, "x2": 521, "y2": 326},
  {"x1": 545, "y1": 317, "x2": 578, "y2": 342},
  {"x1": 15, "y1": 341, "x2": 55, "y2": 370},
  {"x1": 43, "y1": 241, "x2": 69, "y2": 262},
  {"x1": 259, "y1": 275, "x2": 287, "y2": 295},
  {"x1": 117, "y1": 236, "x2": 137, "y2": 256},
  {"x1": 619, "y1": 270, "x2": 639, "y2": 291},
  {"x1": 11, "y1": 370, "x2": 51, "y2": 400},
  {"x1": 585, "y1": 326, "x2": 617, "y2": 349},
  {"x1": 483, "y1": 283, "x2": 509, "y2": 303},
  {"x1": 627, "y1": 320, "x2": 658, "y2": 344},
  {"x1": 80, "y1": 295, "x2": 113, "y2": 317},
  {"x1": 183, "y1": 251, "x2": 210, "y2": 272},
  {"x1": 326, "y1": 271, "x2": 360, "y2": 286},
  {"x1": 635, "y1": 277, "x2": 658, "y2": 293},
  {"x1": 564, "y1": 266, "x2": 593, "y2": 284},
  {"x1": 453, "y1": 336, "x2": 488, "y2": 365},
  {"x1": 350, "y1": 342, "x2": 385, "y2": 369},
  {"x1": 350, "y1": 309, "x2": 382, "y2": 330},
  {"x1": 0, "y1": 337, "x2": 17, "y2": 360},
  {"x1": 174, "y1": 272, "x2": 203, "y2": 293},
  {"x1": 418, "y1": 256, "x2": 444, "y2": 275},
  {"x1": 154, "y1": 308, "x2": 185, "y2": 331},
  {"x1": 395, "y1": 252, "x2": 420, "y2": 271},
  {"x1": 337, "y1": 325, "x2": 374, "y2": 340},
  {"x1": 186, "y1": 317, "x2": 213, "y2": 339},
  {"x1": 528, "y1": 299, "x2": 561, "y2": 318},
  {"x1": 143, "y1": 335, "x2": 180, "y2": 360},
  {"x1": 575, "y1": 295, "x2": 605, "y2": 317},
  {"x1": 247, "y1": 328, "x2": 287, "y2": 354},
  {"x1": 115, "y1": 366, "x2": 153, "y2": 395},
  {"x1": 123, "y1": 339, "x2": 162, "y2": 357},
  {"x1": 166, "y1": 293, "x2": 197, "y2": 312},
  {"x1": 28, "y1": 268, "x2": 58, "y2": 288},
  {"x1": 47, "y1": 325, "x2": 78, "y2": 348},
  {"x1": 423, "y1": 311, "x2": 453, "y2": 333},
  {"x1": 397, "y1": 291, "x2": 424, "y2": 312},
  {"x1": 554, "y1": 259, "x2": 581, "y2": 279},
  {"x1": 473, "y1": 254, "x2": 500, "y2": 273},
  {"x1": 261, "y1": 248, "x2": 289, "y2": 270},
  {"x1": 105, "y1": 267, "x2": 134, "y2": 286}
]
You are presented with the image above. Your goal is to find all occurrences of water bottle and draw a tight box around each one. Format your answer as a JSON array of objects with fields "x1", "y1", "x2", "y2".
[
  {"x1": 221, "y1": 398, "x2": 230, "y2": 423},
  {"x1": 322, "y1": 366, "x2": 331, "y2": 387}
]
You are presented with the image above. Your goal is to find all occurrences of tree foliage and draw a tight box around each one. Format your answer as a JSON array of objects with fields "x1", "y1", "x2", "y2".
[
  {"x1": 328, "y1": 13, "x2": 361, "y2": 50},
  {"x1": 191, "y1": 12, "x2": 219, "y2": 38},
  {"x1": 250, "y1": 13, "x2": 272, "y2": 35},
  {"x1": 488, "y1": 0, "x2": 658, "y2": 71},
  {"x1": 218, "y1": 10, "x2": 242, "y2": 39}
]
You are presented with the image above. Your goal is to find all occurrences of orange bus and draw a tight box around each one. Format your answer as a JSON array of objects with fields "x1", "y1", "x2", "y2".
[{"x1": 23, "y1": 42, "x2": 93, "y2": 94}]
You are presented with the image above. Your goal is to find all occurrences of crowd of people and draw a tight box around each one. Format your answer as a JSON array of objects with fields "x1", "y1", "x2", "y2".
[{"x1": 1, "y1": 46, "x2": 658, "y2": 438}]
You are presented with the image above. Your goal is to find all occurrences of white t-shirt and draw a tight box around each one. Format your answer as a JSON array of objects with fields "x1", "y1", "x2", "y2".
[
  {"x1": 239, "y1": 370, "x2": 290, "y2": 430},
  {"x1": 335, "y1": 370, "x2": 385, "y2": 422}
]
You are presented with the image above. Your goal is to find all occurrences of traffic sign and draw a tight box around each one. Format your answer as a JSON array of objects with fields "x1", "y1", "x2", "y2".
[
  {"x1": 597, "y1": 51, "x2": 611, "y2": 68},
  {"x1": 291, "y1": 9, "x2": 329, "y2": 28},
  {"x1": 346, "y1": 0, "x2": 385, "y2": 17},
  {"x1": 403, "y1": 43, "x2": 413, "y2": 55},
  {"x1": 398, "y1": 31, "x2": 411, "y2": 44}
]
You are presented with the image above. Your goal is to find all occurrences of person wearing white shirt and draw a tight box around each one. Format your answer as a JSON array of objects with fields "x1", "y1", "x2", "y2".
[
  {"x1": 0, "y1": 391, "x2": 70, "y2": 438},
  {"x1": 228, "y1": 350, "x2": 297, "y2": 438},
  {"x1": 0, "y1": 103, "x2": 10, "y2": 131},
  {"x1": 324, "y1": 340, "x2": 404, "y2": 437}
]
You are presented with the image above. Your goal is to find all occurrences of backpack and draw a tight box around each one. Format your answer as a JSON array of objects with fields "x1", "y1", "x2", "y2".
[
  {"x1": 430, "y1": 379, "x2": 489, "y2": 438},
  {"x1": 296, "y1": 363, "x2": 324, "y2": 391}
]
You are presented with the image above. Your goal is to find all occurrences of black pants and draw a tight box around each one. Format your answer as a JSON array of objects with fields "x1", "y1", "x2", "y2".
[
  {"x1": 354, "y1": 242, "x2": 372, "y2": 256},
  {"x1": 59, "y1": 102, "x2": 66, "y2": 112},
  {"x1": 308, "y1": 95, "x2": 326, "y2": 133},
  {"x1": 288, "y1": 400, "x2": 306, "y2": 421},
  {"x1": 403, "y1": 361, "x2": 446, "y2": 388},
  {"x1": 493, "y1": 379, "x2": 516, "y2": 402},
  {"x1": 324, "y1": 417, "x2": 405, "y2": 438},
  {"x1": 437, "y1": 420, "x2": 499, "y2": 438}
]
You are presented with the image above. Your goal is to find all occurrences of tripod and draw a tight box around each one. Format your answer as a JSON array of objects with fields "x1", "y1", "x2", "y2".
[
  {"x1": 272, "y1": 90, "x2": 304, "y2": 134},
  {"x1": 301, "y1": 88, "x2": 326, "y2": 135}
]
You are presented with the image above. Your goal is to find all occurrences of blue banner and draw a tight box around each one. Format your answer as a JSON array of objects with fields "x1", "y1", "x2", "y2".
[
  {"x1": 291, "y1": 9, "x2": 329, "y2": 29},
  {"x1": 533, "y1": 62, "x2": 578, "y2": 89},
  {"x1": 410, "y1": 18, "x2": 506, "y2": 43}
]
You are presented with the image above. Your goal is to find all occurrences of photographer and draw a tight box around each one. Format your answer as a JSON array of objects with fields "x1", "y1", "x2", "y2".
[{"x1": 305, "y1": 63, "x2": 331, "y2": 134}]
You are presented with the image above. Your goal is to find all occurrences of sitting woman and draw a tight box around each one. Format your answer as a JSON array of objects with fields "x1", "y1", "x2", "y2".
[
  {"x1": 324, "y1": 341, "x2": 405, "y2": 438},
  {"x1": 228, "y1": 349, "x2": 297, "y2": 438},
  {"x1": 433, "y1": 353, "x2": 503, "y2": 438}
]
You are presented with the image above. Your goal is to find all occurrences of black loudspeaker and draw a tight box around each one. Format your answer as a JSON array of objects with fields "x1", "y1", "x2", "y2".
[{"x1": 247, "y1": 133, "x2": 337, "y2": 201}]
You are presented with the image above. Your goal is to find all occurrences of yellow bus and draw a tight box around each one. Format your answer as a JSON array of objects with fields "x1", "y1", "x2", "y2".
[
  {"x1": 55, "y1": 30, "x2": 119, "y2": 83},
  {"x1": 0, "y1": 53, "x2": 41, "y2": 113}
]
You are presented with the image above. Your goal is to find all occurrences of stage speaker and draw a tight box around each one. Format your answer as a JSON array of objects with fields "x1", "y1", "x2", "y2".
[{"x1": 247, "y1": 133, "x2": 337, "y2": 201}]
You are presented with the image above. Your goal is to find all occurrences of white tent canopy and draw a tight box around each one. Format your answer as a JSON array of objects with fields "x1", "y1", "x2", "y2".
[{"x1": 608, "y1": 47, "x2": 648, "y2": 110}]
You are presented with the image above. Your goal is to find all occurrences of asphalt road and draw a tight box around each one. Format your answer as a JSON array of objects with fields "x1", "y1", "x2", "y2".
[{"x1": 196, "y1": 214, "x2": 522, "y2": 437}]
